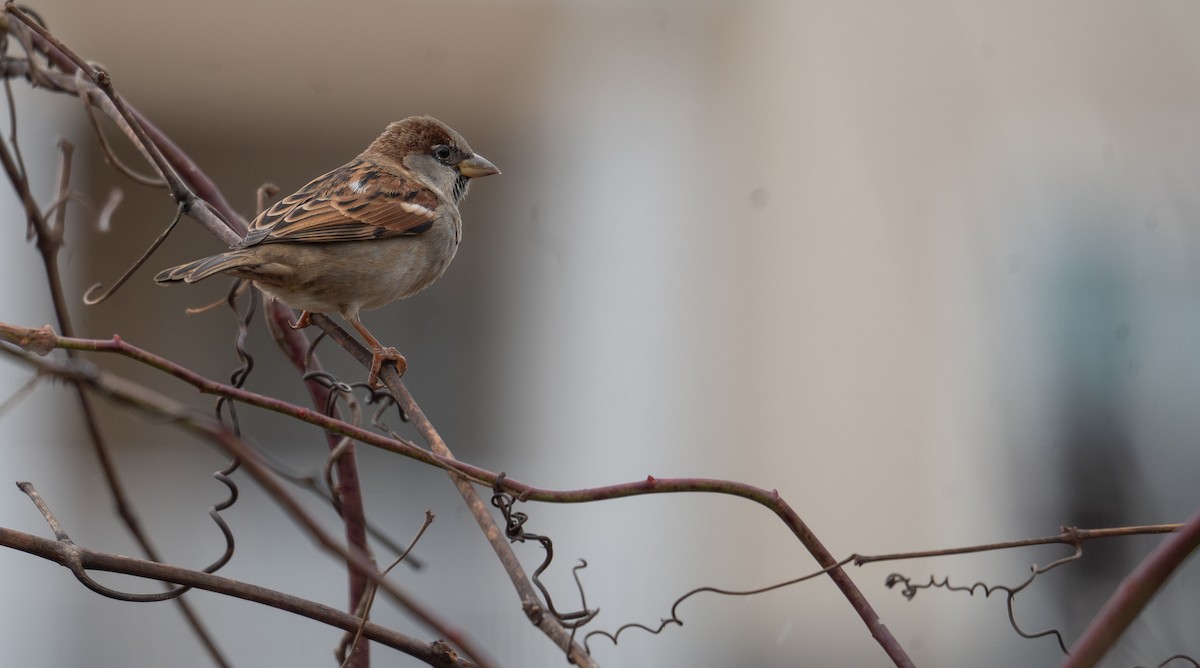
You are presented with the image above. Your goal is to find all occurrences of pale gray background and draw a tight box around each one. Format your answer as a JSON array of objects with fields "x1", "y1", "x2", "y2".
[{"x1": 2, "y1": 2, "x2": 1199, "y2": 666}]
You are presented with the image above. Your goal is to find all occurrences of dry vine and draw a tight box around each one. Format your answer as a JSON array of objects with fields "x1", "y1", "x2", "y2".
[{"x1": 0, "y1": 5, "x2": 1197, "y2": 668}]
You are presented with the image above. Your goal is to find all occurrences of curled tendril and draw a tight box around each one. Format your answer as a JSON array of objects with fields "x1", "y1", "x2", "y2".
[
  {"x1": 491, "y1": 473, "x2": 598, "y2": 634},
  {"x1": 364, "y1": 383, "x2": 408, "y2": 427},
  {"x1": 304, "y1": 369, "x2": 355, "y2": 399},
  {"x1": 75, "y1": 68, "x2": 163, "y2": 188},
  {"x1": 583, "y1": 558, "x2": 845, "y2": 653},
  {"x1": 18, "y1": 477, "x2": 234, "y2": 603},
  {"x1": 1140, "y1": 656, "x2": 1200, "y2": 668},
  {"x1": 82, "y1": 201, "x2": 182, "y2": 305},
  {"x1": 203, "y1": 281, "x2": 263, "y2": 586},
  {"x1": 214, "y1": 281, "x2": 257, "y2": 434},
  {"x1": 300, "y1": 370, "x2": 363, "y2": 515},
  {"x1": 289, "y1": 369, "x2": 423, "y2": 569},
  {"x1": 887, "y1": 545, "x2": 1086, "y2": 655}
]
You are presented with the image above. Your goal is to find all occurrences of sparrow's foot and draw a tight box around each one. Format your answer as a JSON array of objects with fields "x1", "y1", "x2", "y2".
[
  {"x1": 367, "y1": 346, "x2": 407, "y2": 388},
  {"x1": 290, "y1": 311, "x2": 313, "y2": 330}
]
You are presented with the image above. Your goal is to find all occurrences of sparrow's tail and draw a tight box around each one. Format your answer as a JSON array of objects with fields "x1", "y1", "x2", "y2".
[{"x1": 154, "y1": 251, "x2": 253, "y2": 284}]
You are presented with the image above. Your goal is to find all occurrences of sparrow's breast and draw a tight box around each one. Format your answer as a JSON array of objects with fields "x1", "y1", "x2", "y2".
[{"x1": 240, "y1": 221, "x2": 459, "y2": 317}]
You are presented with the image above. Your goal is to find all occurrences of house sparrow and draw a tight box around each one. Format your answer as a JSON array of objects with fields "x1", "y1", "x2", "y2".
[{"x1": 155, "y1": 116, "x2": 499, "y2": 386}]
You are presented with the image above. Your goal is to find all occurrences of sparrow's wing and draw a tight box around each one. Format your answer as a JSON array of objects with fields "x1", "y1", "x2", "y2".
[{"x1": 240, "y1": 160, "x2": 443, "y2": 246}]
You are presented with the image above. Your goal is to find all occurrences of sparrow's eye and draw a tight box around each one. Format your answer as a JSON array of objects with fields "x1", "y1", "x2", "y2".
[{"x1": 433, "y1": 145, "x2": 453, "y2": 163}]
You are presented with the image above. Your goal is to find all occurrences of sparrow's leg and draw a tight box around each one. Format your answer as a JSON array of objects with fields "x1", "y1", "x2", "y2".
[
  {"x1": 290, "y1": 311, "x2": 313, "y2": 330},
  {"x1": 347, "y1": 317, "x2": 406, "y2": 387}
]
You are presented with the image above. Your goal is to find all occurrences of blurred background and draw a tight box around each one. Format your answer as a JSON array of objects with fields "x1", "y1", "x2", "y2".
[{"x1": 2, "y1": 1, "x2": 1199, "y2": 666}]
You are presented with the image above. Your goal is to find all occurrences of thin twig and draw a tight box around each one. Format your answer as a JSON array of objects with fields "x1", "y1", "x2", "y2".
[
  {"x1": 318, "y1": 309, "x2": 913, "y2": 665},
  {"x1": 17, "y1": 482, "x2": 197, "y2": 603},
  {"x1": 5, "y1": 7, "x2": 239, "y2": 246},
  {"x1": 3, "y1": 15, "x2": 380, "y2": 656},
  {"x1": 0, "y1": 344, "x2": 499, "y2": 668},
  {"x1": 13, "y1": 322, "x2": 1195, "y2": 665},
  {"x1": 6, "y1": 5, "x2": 204, "y2": 228},
  {"x1": 313, "y1": 314, "x2": 602, "y2": 665},
  {"x1": 0, "y1": 81, "x2": 232, "y2": 665},
  {"x1": 264, "y1": 299, "x2": 377, "y2": 668},
  {"x1": 585, "y1": 558, "x2": 850, "y2": 651},
  {"x1": 1063, "y1": 507, "x2": 1200, "y2": 668},
  {"x1": 340, "y1": 510, "x2": 436, "y2": 667},
  {"x1": 853, "y1": 524, "x2": 1183, "y2": 564},
  {"x1": 4, "y1": 15, "x2": 591, "y2": 659},
  {"x1": 888, "y1": 545, "x2": 1085, "y2": 655},
  {"x1": 82, "y1": 201, "x2": 183, "y2": 305},
  {"x1": 0, "y1": 523, "x2": 474, "y2": 667},
  {"x1": 75, "y1": 71, "x2": 164, "y2": 187}
]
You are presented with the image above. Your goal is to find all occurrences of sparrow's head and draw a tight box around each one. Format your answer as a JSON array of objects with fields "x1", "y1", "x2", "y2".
[{"x1": 366, "y1": 116, "x2": 499, "y2": 204}]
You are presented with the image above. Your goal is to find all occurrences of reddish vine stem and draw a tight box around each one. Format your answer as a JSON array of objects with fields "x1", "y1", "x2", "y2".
[
  {"x1": 3, "y1": 15, "x2": 603, "y2": 659},
  {"x1": 13, "y1": 321, "x2": 1193, "y2": 664},
  {"x1": 5, "y1": 321, "x2": 919, "y2": 664},
  {"x1": 1, "y1": 7, "x2": 914, "y2": 664},
  {"x1": 0, "y1": 524, "x2": 473, "y2": 668},
  {"x1": 314, "y1": 313, "x2": 912, "y2": 667},
  {"x1": 854, "y1": 524, "x2": 1183, "y2": 564},
  {"x1": 0, "y1": 318, "x2": 920, "y2": 666},
  {"x1": 310, "y1": 313, "x2": 602, "y2": 668},
  {"x1": 4, "y1": 3, "x2": 234, "y2": 241},
  {"x1": 0, "y1": 84, "x2": 231, "y2": 668},
  {"x1": 1, "y1": 8, "x2": 377, "y2": 656},
  {"x1": 1062, "y1": 507, "x2": 1200, "y2": 668},
  {"x1": 0, "y1": 343, "x2": 499, "y2": 668},
  {"x1": 265, "y1": 300, "x2": 374, "y2": 668},
  {"x1": 2, "y1": 11, "x2": 599, "y2": 663}
]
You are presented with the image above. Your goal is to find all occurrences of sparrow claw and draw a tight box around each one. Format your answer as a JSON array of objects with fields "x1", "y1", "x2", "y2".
[
  {"x1": 367, "y1": 346, "x2": 407, "y2": 388},
  {"x1": 290, "y1": 311, "x2": 312, "y2": 330}
]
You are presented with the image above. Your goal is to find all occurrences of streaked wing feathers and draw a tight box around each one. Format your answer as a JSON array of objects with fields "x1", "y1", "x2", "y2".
[{"x1": 241, "y1": 160, "x2": 441, "y2": 245}]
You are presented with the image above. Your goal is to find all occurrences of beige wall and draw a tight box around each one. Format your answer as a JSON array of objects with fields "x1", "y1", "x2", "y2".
[{"x1": 2, "y1": 2, "x2": 1199, "y2": 666}]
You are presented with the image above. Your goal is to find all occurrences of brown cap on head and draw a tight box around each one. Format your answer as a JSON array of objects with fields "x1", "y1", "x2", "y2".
[
  {"x1": 382, "y1": 116, "x2": 466, "y2": 151},
  {"x1": 362, "y1": 116, "x2": 498, "y2": 178},
  {"x1": 363, "y1": 116, "x2": 467, "y2": 165}
]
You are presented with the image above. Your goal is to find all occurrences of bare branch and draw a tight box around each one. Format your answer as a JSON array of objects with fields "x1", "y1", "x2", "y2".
[
  {"x1": 1063, "y1": 507, "x2": 1200, "y2": 668},
  {"x1": 82, "y1": 201, "x2": 183, "y2": 305},
  {"x1": 340, "y1": 510, "x2": 436, "y2": 667},
  {"x1": 853, "y1": 524, "x2": 1184, "y2": 565},
  {"x1": 17, "y1": 481, "x2": 195, "y2": 603},
  {"x1": 262, "y1": 298, "x2": 378, "y2": 653},
  {"x1": 0, "y1": 75, "x2": 232, "y2": 665},
  {"x1": 314, "y1": 312, "x2": 916, "y2": 667},
  {"x1": 74, "y1": 70, "x2": 164, "y2": 187},
  {"x1": 313, "y1": 313, "x2": 603, "y2": 666},
  {"x1": 0, "y1": 342, "x2": 500, "y2": 668},
  {"x1": 3, "y1": 13, "x2": 381, "y2": 646},
  {"x1": 6, "y1": 4, "x2": 236, "y2": 244},
  {"x1": 0, "y1": 56, "x2": 241, "y2": 237},
  {"x1": 0, "y1": 523, "x2": 475, "y2": 667}
]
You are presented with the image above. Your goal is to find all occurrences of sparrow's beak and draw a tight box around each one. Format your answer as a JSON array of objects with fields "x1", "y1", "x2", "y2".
[{"x1": 456, "y1": 154, "x2": 500, "y2": 178}]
